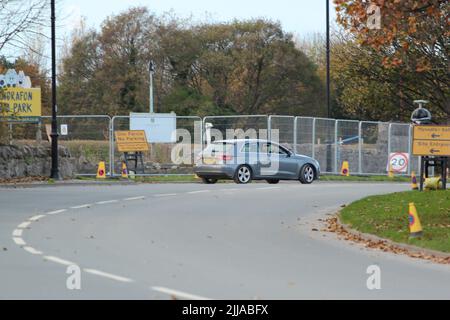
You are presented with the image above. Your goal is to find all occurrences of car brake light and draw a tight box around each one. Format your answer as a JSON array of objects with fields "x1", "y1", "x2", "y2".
[{"x1": 217, "y1": 155, "x2": 233, "y2": 161}]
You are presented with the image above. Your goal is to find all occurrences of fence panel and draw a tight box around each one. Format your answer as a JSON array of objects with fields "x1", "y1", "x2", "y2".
[
  {"x1": 41, "y1": 115, "x2": 111, "y2": 176},
  {"x1": 0, "y1": 119, "x2": 41, "y2": 146},
  {"x1": 360, "y1": 121, "x2": 389, "y2": 174},
  {"x1": 111, "y1": 115, "x2": 202, "y2": 176},
  {"x1": 269, "y1": 115, "x2": 295, "y2": 149},
  {"x1": 312, "y1": 118, "x2": 337, "y2": 173},
  {"x1": 336, "y1": 120, "x2": 360, "y2": 174},
  {"x1": 203, "y1": 115, "x2": 269, "y2": 143},
  {"x1": 389, "y1": 123, "x2": 415, "y2": 175},
  {"x1": 294, "y1": 117, "x2": 314, "y2": 157}
]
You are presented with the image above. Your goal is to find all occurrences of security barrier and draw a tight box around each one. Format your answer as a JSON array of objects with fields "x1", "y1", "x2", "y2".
[{"x1": 1, "y1": 114, "x2": 419, "y2": 176}]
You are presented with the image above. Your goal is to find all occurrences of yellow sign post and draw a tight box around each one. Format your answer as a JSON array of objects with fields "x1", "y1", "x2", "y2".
[
  {"x1": 413, "y1": 125, "x2": 450, "y2": 156},
  {"x1": 114, "y1": 130, "x2": 149, "y2": 153},
  {"x1": 0, "y1": 87, "x2": 42, "y2": 118}
]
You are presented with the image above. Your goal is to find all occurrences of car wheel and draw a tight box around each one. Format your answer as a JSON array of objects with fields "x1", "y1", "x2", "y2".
[
  {"x1": 201, "y1": 177, "x2": 218, "y2": 184},
  {"x1": 234, "y1": 165, "x2": 252, "y2": 184},
  {"x1": 266, "y1": 179, "x2": 280, "y2": 184},
  {"x1": 299, "y1": 164, "x2": 315, "y2": 184}
]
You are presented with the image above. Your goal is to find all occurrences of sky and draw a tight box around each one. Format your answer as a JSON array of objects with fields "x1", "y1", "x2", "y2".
[{"x1": 61, "y1": 0, "x2": 337, "y2": 38}]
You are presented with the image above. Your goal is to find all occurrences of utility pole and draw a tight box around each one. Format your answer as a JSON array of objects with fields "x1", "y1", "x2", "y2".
[
  {"x1": 50, "y1": 0, "x2": 60, "y2": 179},
  {"x1": 149, "y1": 60, "x2": 155, "y2": 113}
]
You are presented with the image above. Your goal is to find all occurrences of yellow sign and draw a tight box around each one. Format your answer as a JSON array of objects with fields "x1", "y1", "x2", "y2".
[
  {"x1": 413, "y1": 125, "x2": 450, "y2": 156},
  {"x1": 413, "y1": 126, "x2": 450, "y2": 140},
  {"x1": 412, "y1": 140, "x2": 450, "y2": 156},
  {"x1": 0, "y1": 87, "x2": 42, "y2": 117},
  {"x1": 115, "y1": 130, "x2": 149, "y2": 152}
]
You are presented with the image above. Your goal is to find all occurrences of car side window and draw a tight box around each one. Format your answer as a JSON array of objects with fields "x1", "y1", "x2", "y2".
[
  {"x1": 242, "y1": 143, "x2": 258, "y2": 153},
  {"x1": 259, "y1": 143, "x2": 270, "y2": 154}
]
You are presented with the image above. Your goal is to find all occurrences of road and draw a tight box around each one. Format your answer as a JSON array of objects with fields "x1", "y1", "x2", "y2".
[{"x1": 0, "y1": 182, "x2": 449, "y2": 299}]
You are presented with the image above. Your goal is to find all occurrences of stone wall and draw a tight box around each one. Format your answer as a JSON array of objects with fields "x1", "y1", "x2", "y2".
[{"x1": 0, "y1": 144, "x2": 76, "y2": 179}]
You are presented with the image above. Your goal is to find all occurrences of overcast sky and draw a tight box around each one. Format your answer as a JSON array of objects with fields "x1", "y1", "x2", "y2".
[{"x1": 61, "y1": 0, "x2": 337, "y2": 37}]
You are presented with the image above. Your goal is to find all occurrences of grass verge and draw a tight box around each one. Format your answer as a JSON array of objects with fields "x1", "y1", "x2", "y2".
[
  {"x1": 340, "y1": 190, "x2": 450, "y2": 253},
  {"x1": 320, "y1": 175, "x2": 410, "y2": 182}
]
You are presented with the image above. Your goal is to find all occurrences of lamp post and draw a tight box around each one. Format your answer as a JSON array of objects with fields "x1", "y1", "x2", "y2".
[
  {"x1": 50, "y1": 0, "x2": 60, "y2": 179},
  {"x1": 149, "y1": 60, "x2": 156, "y2": 113},
  {"x1": 326, "y1": 0, "x2": 331, "y2": 118},
  {"x1": 325, "y1": 0, "x2": 332, "y2": 173}
]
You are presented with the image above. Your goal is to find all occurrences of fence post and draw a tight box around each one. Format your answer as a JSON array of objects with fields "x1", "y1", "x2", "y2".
[
  {"x1": 387, "y1": 123, "x2": 392, "y2": 158},
  {"x1": 311, "y1": 118, "x2": 316, "y2": 158},
  {"x1": 293, "y1": 117, "x2": 298, "y2": 154},
  {"x1": 408, "y1": 124, "x2": 412, "y2": 176},
  {"x1": 358, "y1": 121, "x2": 362, "y2": 174},
  {"x1": 334, "y1": 120, "x2": 339, "y2": 174},
  {"x1": 267, "y1": 115, "x2": 272, "y2": 141},
  {"x1": 111, "y1": 116, "x2": 116, "y2": 177},
  {"x1": 108, "y1": 116, "x2": 113, "y2": 177}
]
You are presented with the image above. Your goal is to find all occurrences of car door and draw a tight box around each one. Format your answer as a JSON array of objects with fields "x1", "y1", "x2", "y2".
[{"x1": 267, "y1": 143, "x2": 297, "y2": 178}]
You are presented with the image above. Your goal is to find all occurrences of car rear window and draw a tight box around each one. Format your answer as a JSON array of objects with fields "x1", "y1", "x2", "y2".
[{"x1": 204, "y1": 142, "x2": 235, "y2": 155}]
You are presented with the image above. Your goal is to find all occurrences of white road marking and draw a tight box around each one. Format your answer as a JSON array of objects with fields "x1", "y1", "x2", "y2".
[
  {"x1": 23, "y1": 246, "x2": 42, "y2": 255},
  {"x1": 13, "y1": 237, "x2": 26, "y2": 246},
  {"x1": 151, "y1": 286, "x2": 211, "y2": 300},
  {"x1": 154, "y1": 193, "x2": 177, "y2": 197},
  {"x1": 220, "y1": 188, "x2": 239, "y2": 192},
  {"x1": 12, "y1": 229, "x2": 23, "y2": 237},
  {"x1": 96, "y1": 200, "x2": 119, "y2": 205},
  {"x1": 83, "y1": 269, "x2": 134, "y2": 283},
  {"x1": 44, "y1": 256, "x2": 75, "y2": 266},
  {"x1": 123, "y1": 196, "x2": 145, "y2": 201},
  {"x1": 187, "y1": 190, "x2": 210, "y2": 194},
  {"x1": 46, "y1": 209, "x2": 67, "y2": 215},
  {"x1": 70, "y1": 204, "x2": 92, "y2": 209},
  {"x1": 17, "y1": 221, "x2": 31, "y2": 229},
  {"x1": 29, "y1": 214, "x2": 46, "y2": 221}
]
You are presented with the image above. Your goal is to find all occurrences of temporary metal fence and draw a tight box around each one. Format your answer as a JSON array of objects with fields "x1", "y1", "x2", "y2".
[
  {"x1": 1, "y1": 114, "x2": 420, "y2": 176},
  {"x1": 111, "y1": 115, "x2": 202, "y2": 176}
]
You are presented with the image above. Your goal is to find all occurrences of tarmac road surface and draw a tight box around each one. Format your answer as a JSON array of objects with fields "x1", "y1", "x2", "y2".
[{"x1": 0, "y1": 182, "x2": 449, "y2": 299}]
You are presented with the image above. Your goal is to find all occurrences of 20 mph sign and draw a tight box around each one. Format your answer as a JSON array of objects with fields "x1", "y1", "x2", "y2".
[{"x1": 387, "y1": 153, "x2": 409, "y2": 173}]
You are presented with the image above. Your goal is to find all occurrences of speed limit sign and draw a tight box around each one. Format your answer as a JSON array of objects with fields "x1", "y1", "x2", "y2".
[{"x1": 387, "y1": 152, "x2": 409, "y2": 173}]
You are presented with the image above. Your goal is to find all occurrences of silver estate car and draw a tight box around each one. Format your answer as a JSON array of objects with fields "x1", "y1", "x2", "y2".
[{"x1": 194, "y1": 139, "x2": 320, "y2": 184}]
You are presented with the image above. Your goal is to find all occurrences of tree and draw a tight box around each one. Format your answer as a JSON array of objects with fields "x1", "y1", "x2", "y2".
[
  {"x1": 0, "y1": 0, "x2": 49, "y2": 52},
  {"x1": 335, "y1": 0, "x2": 449, "y2": 123},
  {"x1": 58, "y1": 8, "x2": 326, "y2": 117}
]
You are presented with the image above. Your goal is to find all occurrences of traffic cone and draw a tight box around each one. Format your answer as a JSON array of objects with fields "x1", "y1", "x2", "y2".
[
  {"x1": 411, "y1": 171, "x2": 418, "y2": 190},
  {"x1": 341, "y1": 161, "x2": 350, "y2": 177},
  {"x1": 408, "y1": 203, "x2": 423, "y2": 238},
  {"x1": 121, "y1": 162, "x2": 128, "y2": 179},
  {"x1": 96, "y1": 161, "x2": 106, "y2": 179}
]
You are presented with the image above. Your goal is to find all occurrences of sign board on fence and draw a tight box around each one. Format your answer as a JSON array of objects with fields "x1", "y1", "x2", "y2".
[
  {"x1": 60, "y1": 124, "x2": 68, "y2": 136},
  {"x1": 115, "y1": 130, "x2": 149, "y2": 152},
  {"x1": 387, "y1": 152, "x2": 409, "y2": 173},
  {"x1": 413, "y1": 125, "x2": 450, "y2": 156},
  {"x1": 130, "y1": 113, "x2": 176, "y2": 143}
]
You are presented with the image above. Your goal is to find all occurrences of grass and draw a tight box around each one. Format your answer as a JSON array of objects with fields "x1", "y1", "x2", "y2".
[
  {"x1": 340, "y1": 190, "x2": 450, "y2": 253},
  {"x1": 320, "y1": 175, "x2": 410, "y2": 182}
]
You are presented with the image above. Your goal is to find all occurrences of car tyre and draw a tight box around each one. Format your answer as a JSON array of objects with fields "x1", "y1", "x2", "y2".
[
  {"x1": 299, "y1": 164, "x2": 315, "y2": 184},
  {"x1": 234, "y1": 165, "x2": 253, "y2": 184},
  {"x1": 266, "y1": 179, "x2": 280, "y2": 184},
  {"x1": 201, "y1": 177, "x2": 218, "y2": 184}
]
